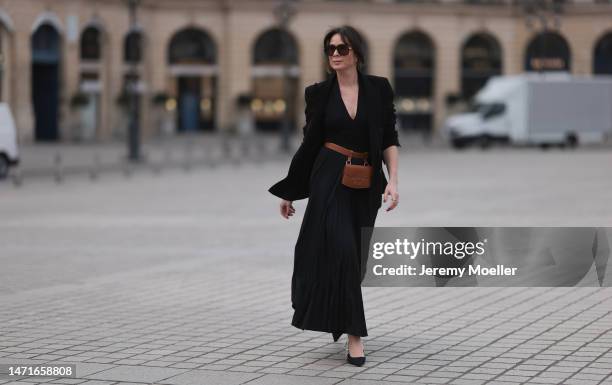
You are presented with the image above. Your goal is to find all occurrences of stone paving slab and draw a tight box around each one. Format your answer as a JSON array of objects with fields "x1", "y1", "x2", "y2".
[
  {"x1": 85, "y1": 366, "x2": 186, "y2": 383},
  {"x1": 1, "y1": 148, "x2": 612, "y2": 385}
]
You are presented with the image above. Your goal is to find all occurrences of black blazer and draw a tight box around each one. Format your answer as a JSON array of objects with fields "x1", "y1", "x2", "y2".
[{"x1": 268, "y1": 68, "x2": 400, "y2": 211}]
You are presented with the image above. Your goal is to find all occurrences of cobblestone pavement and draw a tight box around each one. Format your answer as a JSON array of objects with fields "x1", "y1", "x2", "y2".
[{"x1": 1, "y1": 147, "x2": 611, "y2": 385}]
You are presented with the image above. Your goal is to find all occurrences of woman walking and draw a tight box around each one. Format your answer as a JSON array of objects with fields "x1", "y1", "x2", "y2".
[{"x1": 268, "y1": 26, "x2": 400, "y2": 366}]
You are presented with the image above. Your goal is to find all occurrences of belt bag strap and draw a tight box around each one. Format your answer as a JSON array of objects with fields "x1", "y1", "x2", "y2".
[{"x1": 324, "y1": 142, "x2": 368, "y2": 159}]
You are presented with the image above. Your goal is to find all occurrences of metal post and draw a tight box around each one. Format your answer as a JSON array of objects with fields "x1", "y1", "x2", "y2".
[
  {"x1": 54, "y1": 152, "x2": 63, "y2": 184},
  {"x1": 127, "y1": 0, "x2": 141, "y2": 162},
  {"x1": 280, "y1": 29, "x2": 290, "y2": 153},
  {"x1": 274, "y1": 0, "x2": 296, "y2": 153}
]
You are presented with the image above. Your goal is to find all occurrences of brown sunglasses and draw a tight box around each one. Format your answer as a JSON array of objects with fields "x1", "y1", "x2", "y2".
[{"x1": 325, "y1": 43, "x2": 352, "y2": 56}]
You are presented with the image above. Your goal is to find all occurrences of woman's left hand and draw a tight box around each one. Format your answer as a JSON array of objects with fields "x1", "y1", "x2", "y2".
[{"x1": 383, "y1": 180, "x2": 399, "y2": 211}]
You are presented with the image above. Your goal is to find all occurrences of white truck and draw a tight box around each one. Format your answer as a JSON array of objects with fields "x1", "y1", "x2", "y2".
[
  {"x1": 0, "y1": 102, "x2": 19, "y2": 179},
  {"x1": 443, "y1": 72, "x2": 612, "y2": 149}
]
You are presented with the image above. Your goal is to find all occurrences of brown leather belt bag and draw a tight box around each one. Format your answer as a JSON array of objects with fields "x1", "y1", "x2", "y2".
[{"x1": 324, "y1": 142, "x2": 372, "y2": 189}]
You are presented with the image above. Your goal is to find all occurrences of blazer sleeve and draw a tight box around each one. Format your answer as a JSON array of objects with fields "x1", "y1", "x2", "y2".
[
  {"x1": 381, "y1": 77, "x2": 401, "y2": 151},
  {"x1": 268, "y1": 85, "x2": 317, "y2": 201},
  {"x1": 302, "y1": 85, "x2": 314, "y2": 138}
]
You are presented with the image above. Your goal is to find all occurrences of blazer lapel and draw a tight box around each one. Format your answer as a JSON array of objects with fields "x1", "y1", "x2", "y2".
[
  {"x1": 306, "y1": 72, "x2": 336, "y2": 141},
  {"x1": 359, "y1": 69, "x2": 382, "y2": 166}
]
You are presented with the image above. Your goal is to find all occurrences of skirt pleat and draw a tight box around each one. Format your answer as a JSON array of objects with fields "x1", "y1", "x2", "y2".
[{"x1": 291, "y1": 145, "x2": 377, "y2": 338}]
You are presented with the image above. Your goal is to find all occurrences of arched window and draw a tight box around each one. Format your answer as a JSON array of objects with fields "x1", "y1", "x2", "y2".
[
  {"x1": 124, "y1": 30, "x2": 142, "y2": 63},
  {"x1": 32, "y1": 24, "x2": 60, "y2": 63},
  {"x1": 525, "y1": 31, "x2": 570, "y2": 72},
  {"x1": 168, "y1": 27, "x2": 216, "y2": 64},
  {"x1": 80, "y1": 26, "x2": 102, "y2": 61},
  {"x1": 393, "y1": 30, "x2": 435, "y2": 134},
  {"x1": 593, "y1": 32, "x2": 612, "y2": 74},
  {"x1": 32, "y1": 23, "x2": 61, "y2": 141},
  {"x1": 461, "y1": 33, "x2": 502, "y2": 100},
  {"x1": 167, "y1": 27, "x2": 218, "y2": 132},
  {"x1": 253, "y1": 28, "x2": 298, "y2": 65},
  {"x1": 251, "y1": 28, "x2": 300, "y2": 131}
]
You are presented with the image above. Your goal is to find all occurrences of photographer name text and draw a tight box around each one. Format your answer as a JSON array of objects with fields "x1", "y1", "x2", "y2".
[{"x1": 372, "y1": 264, "x2": 518, "y2": 277}]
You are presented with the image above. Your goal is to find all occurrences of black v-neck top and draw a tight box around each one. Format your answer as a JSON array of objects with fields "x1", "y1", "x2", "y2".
[{"x1": 323, "y1": 75, "x2": 369, "y2": 153}]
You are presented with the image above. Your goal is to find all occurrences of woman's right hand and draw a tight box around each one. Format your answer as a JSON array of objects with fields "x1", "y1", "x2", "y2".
[{"x1": 280, "y1": 199, "x2": 295, "y2": 219}]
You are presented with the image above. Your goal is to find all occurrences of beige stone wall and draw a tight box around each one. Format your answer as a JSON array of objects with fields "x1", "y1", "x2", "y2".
[{"x1": 0, "y1": 0, "x2": 610, "y2": 143}]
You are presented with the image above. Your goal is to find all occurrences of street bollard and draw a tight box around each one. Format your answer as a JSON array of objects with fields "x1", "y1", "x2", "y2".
[
  {"x1": 90, "y1": 152, "x2": 100, "y2": 181},
  {"x1": 253, "y1": 134, "x2": 265, "y2": 164},
  {"x1": 241, "y1": 135, "x2": 249, "y2": 160},
  {"x1": 221, "y1": 135, "x2": 231, "y2": 161},
  {"x1": 164, "y1": 145, "x2": 172, "y2": 172},
  {"x1": 152, "y1": 160, "x2": 161, "y2": 175},
  {"x1": 194, "y1": 143, "x2": 204, "y2": 168},
  {"x1": 151, "y1": 145, "x2": 163, "y2": 175},
  {"x1": 229, "y1": 136, "x2": 241, "y2": 167},
  {"x1": 183, "y1": 139, "x2": 192, "y2": 172},
  {"x1": 205, "y1": 140, "x2": 217, "y2": 168},
  {"x1": 54, "y1": 152, "x2": 63, "y2": 183},
  {"x1": 11, "y1": 167, "x2": 23, "y2": 187},
  {"x1": 123, "y1": 158, "x2": 132, "y2": 177}
]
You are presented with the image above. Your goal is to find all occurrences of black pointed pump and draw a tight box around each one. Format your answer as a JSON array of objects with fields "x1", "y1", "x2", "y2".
[{"x1": 346, "y1": 338, "x2": 366, "y2": 367}]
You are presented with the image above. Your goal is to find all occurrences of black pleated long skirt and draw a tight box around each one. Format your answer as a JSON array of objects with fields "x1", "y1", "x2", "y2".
[{"x1": 290, "y1": 145, "x2": 378, "y2": 341}]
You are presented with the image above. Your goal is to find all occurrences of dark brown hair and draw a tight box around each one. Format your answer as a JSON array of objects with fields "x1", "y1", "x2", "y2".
[{"x1": 323, "y1": 26, "x2": 366, "y2": 74}]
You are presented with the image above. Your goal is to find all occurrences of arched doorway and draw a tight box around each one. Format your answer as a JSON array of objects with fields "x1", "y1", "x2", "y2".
[
  {"x1": 393, "y1": 30, "x2": 435, "y2": 136},
  {"x1": 461, "y1": 33, "x2": 502, "y2": 101},
  {"x1": 78, "y1": 25, "x2": 104, "y2": 141},
  {"x1": 525, "y1": 31, "x2": 571, "y2": 72},
  {"x1": 252, "y1": 27, "x2": 299, "y2": 131},
  {"x1": 593, "y1": 32, "x2": 612, "y2": 74},
  {"x1": 31, "y1": 23, "x2": 61, "y2": 141},
  {"x1": 168, "y1": 27, "x2": 217, "y2": 132}
]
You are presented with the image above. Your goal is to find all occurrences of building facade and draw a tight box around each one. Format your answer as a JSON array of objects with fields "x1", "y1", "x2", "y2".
[{"x1": 0, "y1": 0, "x2": 611, "y2": 143}]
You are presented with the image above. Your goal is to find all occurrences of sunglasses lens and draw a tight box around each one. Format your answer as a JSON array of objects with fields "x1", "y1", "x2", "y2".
[{"x1": 326, "y1": 44, "x2": 350, "y2": 56}]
